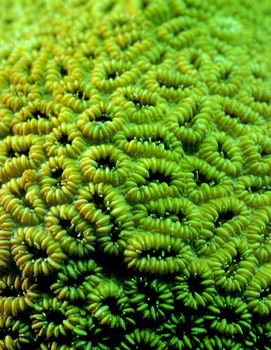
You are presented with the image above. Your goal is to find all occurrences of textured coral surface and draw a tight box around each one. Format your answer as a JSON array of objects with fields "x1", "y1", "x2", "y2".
[{"x1": 0, "y1": 0, "x2": 271, "y2": 349}]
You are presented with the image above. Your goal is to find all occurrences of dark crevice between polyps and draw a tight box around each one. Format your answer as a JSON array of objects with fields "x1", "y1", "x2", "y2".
[
  {"x1": 97, "y1": 155, "x2": 116, "y2": 170},
  {"x1": 219, "y1": 305, "x2": 240, "y2": 324},
  {"x1": 126, "y1": 135, "x2": 170, "y2": 150},
  {"x1": 17, "y1": 188, "x2": 34, "y2": 209},
  {"x1": 91, "y1": 193, "x2": 108, "y2": 213},
  {"x1": 217, "y1": 141, "x2": 230, "y2": 159},
  {"x1": 183, "y1": 103, "x2": 201, "y2": 129},
  {"x1": 258, "y1": 145, "x2": 271, "y2": 159},
  {"x1": 157, "y1": 76, "x2": 180, "y2": 90},
  {"x1": 72, "y1": 89, "x2": 90, "y2": 101},
  {"x1": 51, "y1": 168, "x2": 63, "y2": 187},
  {"x1": 187, "y1": 274, "x2": 206, "y2": 295},
  {"x1": 214, "y1": 210, "x2": 235, "y2": 228},
  {"x1": 136, "y1": 281, "x2": 159, "y2": 307},
  {"x1": 192, "y1": 169, "x2": 218, "y2": 187},
  {"x1": 151, "y1": 51, "x2": 166, "y2": 65},
  {"x1": 31, "y1": 109, "x2": 48, "y2": 120},
  {"x1": 145, "y1": 169, "x2": 172, "y2": 185},
  {"x1": 126, "y1": 94, "x2": 155, "y2": 110},
  {"x1": 95, "y1": 112, "x2": 112, "y2": 123},
  {"x1": 181, "y1": 140, "x2": 200, "y2": 155},
  {"x1": 226, "y1": 110, "x2": 250, "y2": 125},
  {"x1": 109, "y1": 215, "x2": 122, "y2": 243},
  {"x1": 45, "y1": 309, "x2": 65, "y2": 325},
  {"x1": 105, "y1": 68, "x2": 125, "y2": 80},
  {"x1": 189, "y1": 52, "x2": 202, "y2": 71},
  {"x1": 249, "y1": 182, "x2": 271, "y2": 193},
  {"x1": 220, "y1": 69, "x2": 232, "y2": 82},
  {"x1": 57, "y1": 132, "x2": 71, "y2": 146},
  {"x1": 66, "y1": 270, "x2": 93, "y2": 287},
  {"x1": 27, "y1": 244, "x2": 48, "y2": 260},
  {"x1": 224, "y1": 251, "x2": 242, "y2": 277},
  {"x1": 140, "y1": 247, "x2": 177, "y2": 260},
  {"x1": 147, "y1": 208, "x2": 186, "y2": 223},
  {"x1": 0, "y1": 280, "x2": 20, "y2": 297},
  {"x1": 103, "y1": 296, "x2": 120, "y2": 316},
  {"x1": 59, "y1": 65, "x2": 68, "y2": 77},
  {"x1": 7, "y1": 146, "x2": 30, "y2": 158},
  {"x1": 58, "y1": 218, "x2": 78, "y2": 239},
  {"x1": 259, "y1": 287, "x2": 271, "y2": 300}
]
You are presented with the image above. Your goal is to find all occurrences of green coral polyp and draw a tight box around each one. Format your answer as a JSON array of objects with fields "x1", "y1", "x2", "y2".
[{"x1": 0, "y1": 0, "x2": 271, "y2": 348}]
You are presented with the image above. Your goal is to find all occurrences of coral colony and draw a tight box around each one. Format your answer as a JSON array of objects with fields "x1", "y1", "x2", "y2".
[{"x1": 0, "y1": 0, "x2": 271, "y2": 349}]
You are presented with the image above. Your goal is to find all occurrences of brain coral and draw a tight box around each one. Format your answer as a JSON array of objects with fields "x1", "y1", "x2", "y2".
[{"x1": 0, "y1": 0, "x2": 271, "y2": 349}]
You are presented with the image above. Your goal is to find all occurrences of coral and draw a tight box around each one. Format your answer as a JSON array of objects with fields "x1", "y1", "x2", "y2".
[{"x1": 0, "y1": 0, "x2": 271, "y2": 348}]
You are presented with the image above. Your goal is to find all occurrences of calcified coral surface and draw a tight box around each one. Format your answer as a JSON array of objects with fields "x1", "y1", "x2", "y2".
[{"x1": 0, "y1": 0, "x2": 271, "y2": 349}]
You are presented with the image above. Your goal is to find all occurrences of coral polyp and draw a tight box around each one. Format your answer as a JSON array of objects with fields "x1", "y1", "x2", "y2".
[{"x1": 0, "y1": 0, "x2": 271, "y2": 348}]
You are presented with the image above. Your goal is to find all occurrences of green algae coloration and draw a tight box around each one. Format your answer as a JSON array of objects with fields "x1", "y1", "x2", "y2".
[{"x1": 0, "y1": 0, "x2": 271, "y2": 348}]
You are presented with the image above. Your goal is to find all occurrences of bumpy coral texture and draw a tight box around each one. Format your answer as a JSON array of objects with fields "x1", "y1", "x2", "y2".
[{"x1": 0, "y1": 0, "x2": 271, "y2": 349}]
